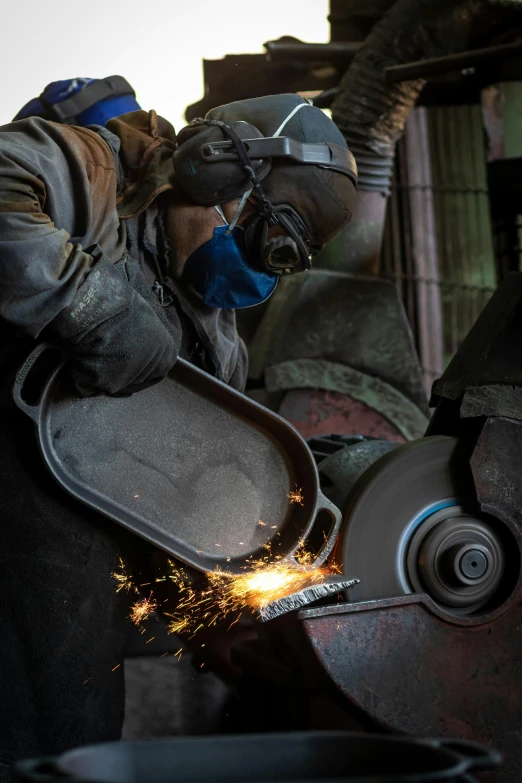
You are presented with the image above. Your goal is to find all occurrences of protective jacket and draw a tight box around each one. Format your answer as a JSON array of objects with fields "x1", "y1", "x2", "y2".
[
  {"x1": 0, "y1": 110, "x2": 246, "y2": 765},
  {"x1": 0, "y1": 109, "x2": 247, "y2": 391}
]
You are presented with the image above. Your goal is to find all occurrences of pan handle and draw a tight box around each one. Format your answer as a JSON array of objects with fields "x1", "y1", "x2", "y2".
[
  {"x1": 299, "y1": 491, "x2": 343, "y2": 567},
  {"x1": 13, "y1": 758, "x2": 66, "y2": 783},
  {"x1": 12, "y1": 343, "x2": 66, "y2": 424},
  {"x1": 13, "y1": 757, "x2": 90, "y2": 783},
  {"x1": 433, "y1": 738, "x2": 502, "y2": 773}
]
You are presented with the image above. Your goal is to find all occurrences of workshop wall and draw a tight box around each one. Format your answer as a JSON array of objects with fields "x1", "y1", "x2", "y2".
[{"x1": 381, "y1": 104, "x2": 499, "y2": 394}]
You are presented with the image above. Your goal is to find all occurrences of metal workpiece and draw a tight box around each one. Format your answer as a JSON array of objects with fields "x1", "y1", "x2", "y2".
[
  {"x1": 255, "y1": 576, "x2": 359, "y2": 622},
  {"x1": 12, "y1": 344, "x2": 343, "y2": 573}
]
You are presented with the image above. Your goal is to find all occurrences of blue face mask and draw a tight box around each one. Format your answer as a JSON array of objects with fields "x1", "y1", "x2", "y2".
[{"x1": 183, "y1": 201, "x2": 278, "y2": 310}]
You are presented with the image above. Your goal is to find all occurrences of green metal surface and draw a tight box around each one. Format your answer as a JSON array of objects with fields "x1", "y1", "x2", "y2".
[
  {"x1": 427, "y1": 104, "x2": 496, "y2": 364},
  {"x1": 265, "y1": 359, "x2": 428, "y2": 441}
]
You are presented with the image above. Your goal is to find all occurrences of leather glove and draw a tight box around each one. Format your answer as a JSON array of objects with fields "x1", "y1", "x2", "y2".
[{"x1": 49, "y1": 247, "x2": 180, "y2": 396}]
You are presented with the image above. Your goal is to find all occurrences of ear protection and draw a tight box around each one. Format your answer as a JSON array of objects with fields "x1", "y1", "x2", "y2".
[
  {"x1": 173, "y1": 117, "x2": 358, "y2": 208},
  {"x1": 174, "y1": 120, "x2": 272, "y2": 206},
  {"x1": 173, "y1": 115, "x2": 358, "y2": 276}
]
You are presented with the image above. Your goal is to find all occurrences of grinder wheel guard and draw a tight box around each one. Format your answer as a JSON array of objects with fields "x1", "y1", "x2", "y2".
[{"x1": 339, "y1": 436, "x2": 512, "y2": 616}]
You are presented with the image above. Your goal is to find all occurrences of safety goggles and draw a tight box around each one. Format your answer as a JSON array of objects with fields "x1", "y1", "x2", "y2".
[{"x1": 243, "y1": 204, "x2": 316, "y2": 275}]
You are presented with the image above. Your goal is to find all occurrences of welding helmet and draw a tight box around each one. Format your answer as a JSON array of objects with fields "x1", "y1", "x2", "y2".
[
  {"x1": 174, "y1": 94, "x2": 358, "y2": 276},
  {"x1": 13, "y1": 76, "x2": 140, "y2": 127}
]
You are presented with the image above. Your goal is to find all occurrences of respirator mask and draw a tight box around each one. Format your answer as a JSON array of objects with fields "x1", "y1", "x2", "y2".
[{"x1": 175, "y1": 101, "x2": 357, "y2": 307}]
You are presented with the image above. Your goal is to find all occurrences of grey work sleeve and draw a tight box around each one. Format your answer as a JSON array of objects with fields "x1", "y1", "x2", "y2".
[{"x1": 0, "y1": 121, "x2": 103, "y2": 337}]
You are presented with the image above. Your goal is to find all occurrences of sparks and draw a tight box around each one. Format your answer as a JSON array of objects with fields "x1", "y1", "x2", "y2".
[
  {"x1": 288, "y1": 486, "x2": 305, "y2": 505},
  {"x1": 207, "y1": 558, "x2": 333, "y2": 612},
  {"x1": 129, "y1": 595, "x2": 157, "y2": 626},
  {"x1": 162, "y1": 547, "x2": 340, "y2": 637},
  {"x1": 115, "y1": 534, "x2": 340, "y2": 640},
  {"x1": 294, "y1": 542, "x2": 318, "y2": 567},
  {"x1": 112, "y1": 557, "x2": 139, "y2": 594},
  {"x1": 166, "y1": 615, "x2": 192, "y2": 635}
]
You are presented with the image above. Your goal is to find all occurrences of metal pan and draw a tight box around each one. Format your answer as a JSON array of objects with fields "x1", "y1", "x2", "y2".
[
  {"x1": 13, "y1": 733, "x2": 500, "y2": 783},
  {"x1": 13, "y1": 344, "x2": 341, "y2": 574}
]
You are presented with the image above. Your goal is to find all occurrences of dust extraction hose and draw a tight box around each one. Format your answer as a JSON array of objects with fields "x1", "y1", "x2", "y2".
[{"x1": 330, "y1": 0, "x2": 522, "y2": 272}]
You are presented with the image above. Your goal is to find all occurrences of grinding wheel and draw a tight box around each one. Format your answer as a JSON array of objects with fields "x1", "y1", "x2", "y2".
[{"x1": 338, "y1": 436, "x2": 506, "y2": 614}]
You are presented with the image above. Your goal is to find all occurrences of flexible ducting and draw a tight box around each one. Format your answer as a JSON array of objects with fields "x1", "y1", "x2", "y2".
[
  {"x1": 327, "y1": 0, "x2": 522, "y2": 273},
  {"x1": 333, "y1": 0, "x2": 522, "y2": 194}
]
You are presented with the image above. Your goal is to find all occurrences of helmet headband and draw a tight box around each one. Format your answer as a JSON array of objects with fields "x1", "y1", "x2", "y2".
[{"x1": 200, "y1": 136, "x2": 357, "y2": 183}]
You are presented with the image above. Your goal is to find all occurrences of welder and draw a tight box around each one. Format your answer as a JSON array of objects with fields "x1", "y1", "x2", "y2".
[{"x1": 0, "y1": 92, "x2": 357, "y2": 769}]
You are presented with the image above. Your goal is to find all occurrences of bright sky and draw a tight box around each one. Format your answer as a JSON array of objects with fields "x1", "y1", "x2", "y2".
[{"x1": 0, "y1": 0, "x2": 329, "y2": 132}]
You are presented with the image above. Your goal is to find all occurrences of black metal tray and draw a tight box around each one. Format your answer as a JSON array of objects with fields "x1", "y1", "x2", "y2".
[
  {"x1": 13, "y1": 732, "x2": 499, "y2": 783},
  {"x1": 13, "y1": 345, "x2": 341, "y2": 573}
]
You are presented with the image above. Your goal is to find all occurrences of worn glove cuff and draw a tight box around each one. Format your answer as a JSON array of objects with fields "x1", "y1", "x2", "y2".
[{"x1": 51, "y1": 246, "x2": 132, "y2": 340}]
